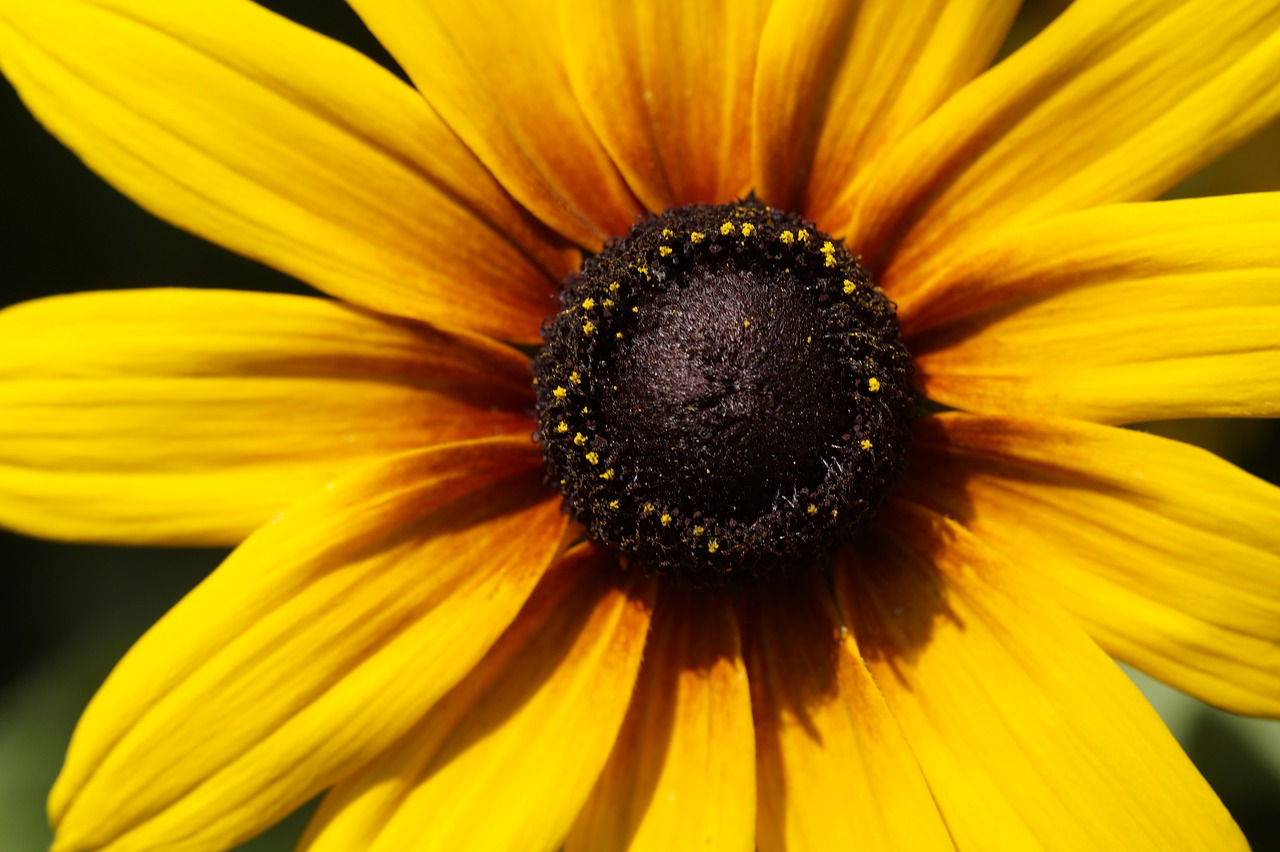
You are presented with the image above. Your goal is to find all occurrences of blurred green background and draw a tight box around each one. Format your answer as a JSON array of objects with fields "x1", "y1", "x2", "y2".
[{"x1": 2, "y1": 1, "x2": 1280, "y2": 849}]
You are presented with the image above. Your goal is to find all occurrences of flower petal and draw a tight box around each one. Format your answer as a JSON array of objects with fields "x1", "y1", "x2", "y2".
[
  {"x1": 348, "y1": 0, "x2": 642, "y2": 248},
  {"x1": 741, "y1": 572, "x2": 952, "y2": 852},
  {"x1": 565, "y1": 584, "x2": 755, "y2": 852},
  {"x1": 832, "y1": 0, "x2": 1280, "y2": 292},
  {"x1": 560, "y1": 0, "x2": 771, "y2": 212},
  {"x1": 300, "y1": 544, "x2": 656, "y2": 852},
  {"x1": 0, "y1": 289, "x2": 534, "y2": 546},
  {"x1": 752, "y1": 0, "x2": 1018, "y2": 216},
  {"x1": 903, "y1": 194, "x2": 1280, "y2": 423},
  {"x1": 897, "y1": 413, "x2": 1280, "y2": 718},
  {"x1": 838, "y1": 499, "x2": 1247, "y2": 851},
  {"x1": 0, "y1": 0, "x2": 574, "y2": 342},
  {"x1": 49, "y1": 438, "x2": 567, "y2": 852}
]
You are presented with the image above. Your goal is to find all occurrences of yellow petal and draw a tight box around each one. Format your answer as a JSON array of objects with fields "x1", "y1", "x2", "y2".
[
  {"x1": 838, "y1": 499, "x2": 1247, "y2": 851},
  {"x1": 833, "y1": 0, "x2": 1280, "y2": 290},
  {"x1": 348, "y1": 0, "x2": 642, "y2": 248},
  {"x1": 561, "y1": 0, "x2": 771, "y2": 211},
  {"x1": 0, "y1": 289, "x2": 534, "y2": 545},
  {"x1": 300, "y1": 544, "x2": 656, "y2": 852},
  {"x1": 741, "y1": 572, "x2": 952, "y2": 852},
  {"x1": 566, "y1": 584, "x2": 755, "y2": 852},
  {"x1": 752, "y1": 0, "x2": 1018, "y2": 215},
  {"x1": 904, "y1": 194, "x2": 1280, "y2": 423},
  {"x1": 0, "y1": 0, "x2": 574, "y2": 342},
  {"x1": 898, "y1": 413, "x2": 1280, "y2": 718},
  {"x1": 49, "y1": 438, "x2": 567, "y2": 852}
]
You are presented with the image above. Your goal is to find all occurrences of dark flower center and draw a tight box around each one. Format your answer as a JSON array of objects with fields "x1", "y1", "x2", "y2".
[{"x1": 533, "y1": 199, "x2": 913, "y2": 582}]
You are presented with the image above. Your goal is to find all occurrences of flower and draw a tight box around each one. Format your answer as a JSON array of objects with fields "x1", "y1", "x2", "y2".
[{"x1": 2, "y1": 0, "x2": 1280, "y2": 849}]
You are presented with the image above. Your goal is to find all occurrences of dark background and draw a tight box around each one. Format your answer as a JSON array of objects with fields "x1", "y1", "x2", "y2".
[{"x1": 2, "y1": 1, "x2": 1279, "y2": 849}]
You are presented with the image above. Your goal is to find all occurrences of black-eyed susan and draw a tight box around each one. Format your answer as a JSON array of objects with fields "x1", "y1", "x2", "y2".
[{"x1": 2, "y1": 0, "x2": 1279, "y2": 849}]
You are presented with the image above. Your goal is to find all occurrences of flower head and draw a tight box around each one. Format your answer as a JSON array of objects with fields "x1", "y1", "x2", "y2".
[{"x1": 2, "y1": 0, "x2": 1280, "y2": 849}]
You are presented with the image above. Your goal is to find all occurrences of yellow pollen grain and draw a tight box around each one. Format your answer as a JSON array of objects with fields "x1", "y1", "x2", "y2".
[
  {"x1": 581, "y1": 297, "x2": 595, "y2": 310},
  {"x1": 661, "y1": 228, "x2": 674, "y2": 239},
  {"x1": 843, "y1": 279, "x2": 857, "y2": 295},
  {"x1": 602, "y1": 298, "x2": 615, "y2": 308},
  {"x1": 821, "y1": 241, "x2": 837, "y2": 268},
  {"x1": 608, "y1": 499, "x2": 620, "y2": 510},
  {"x1": 741, "y1": 222, "x2": 756, "y2": 236},
  {"x1": 659, "y1": 246, "x2": 673, "y2": 257},
  {"x1": 690, "y1": 231, "x2": 706, "y2": 244},
  {"x1": 660, "y1": 513, "x2": 672, "y2": 526},
  {"x1": 582, "y1": 320, "x2": 597, "y2": 335},
  {"x1": 860, "y1": 439, "x2": 873, "y2": 450},
  {"x1": 608, "y1": 281, "x2": 620, "y2": 293},
  {"x1": 720, "y1": 221, "x2": 735, "y2": 235},
  {"x1": 585, "y1": 451, "x2": 600, "y2": 465},
  {"x1": 616, "y1": 332, "x2": 624, "y2": 339},
  {"x1": 581, "y1": 406, "x2": 590, "y2": 414},
  {"x1": 708, "y1": 540, "x2": 720, "y2": 553},
  {"x1": 692, "y1": 525, "x2": 705, "y2": 536},
  {"x1": 553, "y1": 386, "x2": 568, "y2": 400},
  {"x1": 743, "y1": 319, "x2": 751, "y2": 328},
  {"x1": 569, "y1": 371, "x2": 582, "y2": 384},
  {"x1": 780, "y1": 230, "x2": 795, "y2": 244},
  {"x1": 573, "y1": 432, "x2": 588, "y2": 446},
  {"x1": 798, "y1": 229, "x2": 810, "y2": 242},
  {"x1": 806, "y1": 503, "x2": 818, "y2": 516},
  {"x1": 632, "y1": 306, "x2": 639, "y2": 313},
  {"x1": 555, "y1": 421, "x2": 568, "y2": 433},
  {"x1": 600, "y1": 468, "x2": 616, "y2": 480},
  {"x1": 643, "y1": 503, "x2": 655, "y2": 515},
  {"x1": 637, "y1": 267, "x2": 651, "y2": 280},
  {"x1": 868, "y1": 377, "x2": 881, "y2": 392},
  {"x1": 831, "y1": 509, "x2": 839, "y2": 518}
]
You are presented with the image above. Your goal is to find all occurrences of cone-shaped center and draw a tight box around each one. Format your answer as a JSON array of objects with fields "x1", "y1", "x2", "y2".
[
  {"x1": 534, "y1": 200, "x2": 913, "y2": 582},
  {"x1": 605, "y1": 263, "x2": 852, "y2": 521}
]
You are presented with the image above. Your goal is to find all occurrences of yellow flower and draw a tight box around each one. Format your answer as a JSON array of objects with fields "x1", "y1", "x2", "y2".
[{"x1": 1, "y1": 0, "x2": 1279, "y2": 850}]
